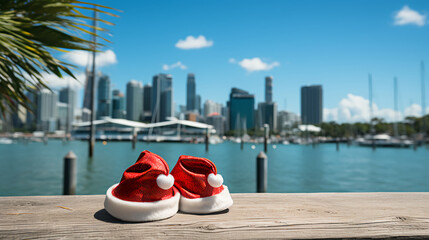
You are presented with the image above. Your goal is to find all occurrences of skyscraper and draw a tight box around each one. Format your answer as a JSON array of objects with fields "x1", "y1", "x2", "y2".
[
  {"x1": 59, "y1": 87, "x2": 76, "y2": 132},
  {"x1": 82, "y1": 68, "x2": 93, "y2": 110},
  {"x1": 301, "y1": 85, "x2": 323, "y2": 124},
  {"x1": 152, "y1": 74, "x2": 173, "y2": 122},
  {"x1": 229, "y1": 88, "x2": 255, "y2": 131},
  {"x1": 256, "y1": 102, "x2": 278, "y2": 130},
  {"x1": 186, "y1": 73, "x2": 196, "y2": 111},
  {"x1": 142, "y1": 84, "x2": 152, "y2": 121},
  {"x1": 97, "y1": 74, "x2": 111, "y2": 119},
  {"x1": 36, "y1": 89, "x2": 58, "y2": 132},
  {"x1": 126, "y1": 80, "x2": 143, "y2": 121},
  {"x1": 204, "y1": 100, "x2": 222, "y2": 117},
  {"x1": 196, "y1": 94, "x2": 201, "y2": 114},
  {"x1": 265, "y1": 76, "x2": 273, "y2": 102},
  {"x1": 112, "y1": 89, "x2": 126, "y2": 119}
]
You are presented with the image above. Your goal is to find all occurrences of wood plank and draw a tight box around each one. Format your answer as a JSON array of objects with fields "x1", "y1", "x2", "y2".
[{"x1": 0, "y1": 193, "x2": 428, "y2": 239}]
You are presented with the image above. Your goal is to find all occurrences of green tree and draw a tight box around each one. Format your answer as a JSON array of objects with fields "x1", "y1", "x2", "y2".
[{"x1": 0, "y1": 0, "x2": 118, "y2": 114}]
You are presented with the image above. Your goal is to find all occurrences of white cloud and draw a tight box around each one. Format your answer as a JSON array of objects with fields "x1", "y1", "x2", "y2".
[
  {"x1": 175, "y1": 35, "x2": 213, "y2": 50},
  {"x1": 162, "y1": 61, "x2": 187, "y2": 71},
  {"x1": 236, "y1": 57, "x2": 279, "y2": 72},
  {"x1": 323, "y1": 94, "x2": 403, "y2": 123},
  {"x1": 229, "y1": 58, "x2": 236, "y2": 63},
  {"x1": 42, "y1": 71, "x2": 86, "y2": 89},
  {"x1": 404, "y1": 104, "x2": 429, "y2": 117},
  {"x1": 62, "y1": 50, "x2": 117, "y2": 67},
  {"x1": 394, "y1": 6, "x2": 426, "y2": 26}
]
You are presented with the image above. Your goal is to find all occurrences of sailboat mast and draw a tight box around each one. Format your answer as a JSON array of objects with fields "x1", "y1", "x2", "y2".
[
  {"x1": 89, "y1": 9, "x2": 97, "y2": 157},
  {"x1": 421, "y1": 61, "x2": 427, "y2": 137},
  {"x1": 393, "y1": 77, "x2": 398, "y2": 137},
  {"x1": 369, "y1": 74, "x2": 374, "y2": 135}
]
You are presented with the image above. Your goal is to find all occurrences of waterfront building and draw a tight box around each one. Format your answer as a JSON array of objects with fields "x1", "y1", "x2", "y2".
[
  {"x1": 57, "y1": 102, "x2": 68, "y2": 131},
  {"x1": 186, "y1": 73, "x2": 196, "y2": 112},
  {"x1": 142, "y1": 84, "x2": 152, "y2": 121},
  {"x1": 152, "y1": 74, "x2": 173, "y2": 122},
  {"x1": 112, "y1": 89, "x2": 126, "y2": 119},
  {"x1": 126, "y1": 80, "x2": 143, "y2": 121},
  {"x1": 59, "y1": 87, "x2": 76, "y2": 132},
  {"x1": 229, "y1": 88, "x2": 255, "y2": 131},
  {"x1": 97, "y1": 74, "x2": 111, "y2": 119},
  {"x1": 277, "y1": 110, "x2": 300, "y2": 132},
  {"x1": 36, "y1": 89, "x2": 58, "y2": 132},
  {"x1": 301, "y1": 85, "x2": 323, "y2": 124},
  {"x1": 206, "y1": 113, "x2": 225, "y2": 136},
  {"x1": 265, "y1": 76, "x2": 273, "y2": 102},
  {"x1": 204, "y1": 100, "x2": 223, "y2": 117},
  {"x1": 256, "y1": 102, "x2": 278, "y2": 130}
]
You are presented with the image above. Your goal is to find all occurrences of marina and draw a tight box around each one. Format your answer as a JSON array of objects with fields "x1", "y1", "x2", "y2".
[{"x1": 0, "y1": 140, "x2": 428, "y2": 196}]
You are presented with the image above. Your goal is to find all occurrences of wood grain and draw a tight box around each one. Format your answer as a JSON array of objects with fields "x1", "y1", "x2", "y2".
[{"x1": 0, "y1": 193, "x2": 428, "y2": 239}]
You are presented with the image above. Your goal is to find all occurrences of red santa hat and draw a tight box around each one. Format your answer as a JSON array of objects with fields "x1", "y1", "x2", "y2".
[
  {"x1": 104, "y1": 150, "x2": 180, "y2": 222},
  {"x1": 170, "y1": 155, "x2": 233, "y2": 214}
]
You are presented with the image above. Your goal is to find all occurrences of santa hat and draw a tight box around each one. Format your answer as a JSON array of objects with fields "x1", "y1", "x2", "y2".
[
  {"x1": 104, "y1": 150, "x2": 180, "y2": 222},
  {"x1": 170, "y1": 155, "x2": 233, "y2": 214}
]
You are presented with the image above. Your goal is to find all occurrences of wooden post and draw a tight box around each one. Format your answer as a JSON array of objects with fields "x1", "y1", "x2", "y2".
[
  {"x1": 240, "y1": 135, "x2": 244, "y2": 150},
  {"x1": 264, "y1": 124, "x2": 269, "y2": 153},
  {"x1": 132, "y1": 128, "x2": 137, "y2": 150},
  {"x1": 256, "y1": 151, "x2": 267, "y2": 193},
  {"x1": 205, "y1": 127, "x2": 209, "y2": 153},
  {"x1": 63, "y1": 151, "x2": 77, "y2": 195},
  {"x1": 336, "y1": 139, "x2": 339, "y2": 151}
]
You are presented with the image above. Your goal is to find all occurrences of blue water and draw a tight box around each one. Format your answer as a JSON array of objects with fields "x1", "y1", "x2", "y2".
[{"x1": 0, "y1": 140, "x2": 428, "y2": 196}]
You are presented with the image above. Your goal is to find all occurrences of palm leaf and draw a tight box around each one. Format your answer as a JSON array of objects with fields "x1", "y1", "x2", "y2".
[{"x1": 0, "y1": 0, "x2": 119, "y2": 116}]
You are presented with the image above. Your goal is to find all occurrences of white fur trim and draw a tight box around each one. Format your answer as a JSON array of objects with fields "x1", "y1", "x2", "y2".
[
  {"x1": 104, "y1": 184, "x2": 180, "y2": 222},
  {"x1": 157, "y1": 174, "x2": 174, "y2": 190},
  {"x1": 207, "y1": 173, "x2": 223, "y2": 188},
  {"x1": 179, "y1": 185, "x2": 233, "y2": 214}
]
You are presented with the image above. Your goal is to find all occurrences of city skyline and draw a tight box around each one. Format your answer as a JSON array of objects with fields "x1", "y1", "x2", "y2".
[{"x1": 43, "y1": 0, "x2": 429, "y2": 123}]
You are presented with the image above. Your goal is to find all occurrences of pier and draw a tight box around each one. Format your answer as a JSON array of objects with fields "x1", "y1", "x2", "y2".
[{"x1": 1, "y1": 193, "x2": 428, "y2": 239}]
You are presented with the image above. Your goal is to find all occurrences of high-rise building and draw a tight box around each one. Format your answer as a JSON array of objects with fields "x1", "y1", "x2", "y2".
[
  {"x1": 277, "y1": 110, "x2": 300, "y2": 132},
  {"x1": 186, "y1": 73, "x2": 196, "y2": 111},
  {"x1": 57, "y1": 102, "x2": 68, "y2": 131},
  {"x1": 59, "y1": 87, "x2": 76, "y2": 132},
  {"x1": 196, "y1": 94, "x2": 201, "y2": 114},
  {"x1": 36, "y1": 89, "x2": 58, "y2": 132},
  {"x1": 206, "y1": 113, "x2": 225, "y2": 136},
  {"x1": 256, "y1": 102, "x2": 278, "y2": 130},
  {"x1": 142, "y1": 84, "x2": 152, "y2": 121},
  {"x1": 112, "y1": 89, "x2": 126, "y2": 119},
  {"x1": 301, "y1": 85, "x2": 323, "y2": 124},
  {"x1": 204, "y1": 100, "x2": 223, "y2": 117},
  {"x1": 228, "y1": 88, "x2": 255, "y2": 130},
  {"x1": 126, "y1": 80, "x2": 143, "y2": 121},
  {"x1": 265, "y1": 76, "x2": 273, "y2": 102},
  {"x1": 97, "y1": 74, "x2": 111, "y2": 119},
  {"x1": 82, "y1": 69, "x2": 92, "y2": 110},
  {"x1": 152, "y1": 74, "x2": 173, "y2": 122}
]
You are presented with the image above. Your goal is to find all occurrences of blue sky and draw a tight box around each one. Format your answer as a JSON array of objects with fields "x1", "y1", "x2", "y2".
[{"x1": 51, "y1": 0, "x2": 429, "y2": 122}]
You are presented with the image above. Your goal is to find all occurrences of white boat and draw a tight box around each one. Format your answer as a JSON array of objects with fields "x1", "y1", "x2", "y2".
[
  {"x1": 0, "y1": 138, "x2": 13, "y2": 144},
  {"x1": 356, "y1": 134, "x2": 413, "y2": 148}
]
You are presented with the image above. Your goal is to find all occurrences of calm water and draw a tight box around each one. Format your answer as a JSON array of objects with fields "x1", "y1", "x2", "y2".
[{"x1": 0, "y1": 140, "x2": 428, "y2": 196}]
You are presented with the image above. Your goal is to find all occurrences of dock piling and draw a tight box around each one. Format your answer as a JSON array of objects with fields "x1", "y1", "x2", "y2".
[
  {"x1": 256, "y1": 151, "x2": 267, "y2": 193},
  {"x1": 205, "y1": 127, "x2": 209, "y2": 153},
  {"x1": 264, "y1": 124, "x2": 269, "y2": 153},
  {"x1": 63, "y1": 151, "x2": 77, "y2": 195}
]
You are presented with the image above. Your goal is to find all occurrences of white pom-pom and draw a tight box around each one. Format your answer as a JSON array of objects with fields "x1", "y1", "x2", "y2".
[
  {"x1": 156, "y1": 174, "x2": 174, "y2": 190},
  {"x1": 207, "y1": 173, "x2": 223, "y2": 188}
]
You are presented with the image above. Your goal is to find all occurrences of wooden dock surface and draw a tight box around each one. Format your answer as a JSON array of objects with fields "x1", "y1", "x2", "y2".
[{"x1": 1, "y1": 193, "x2": 428, "y2": 239}]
